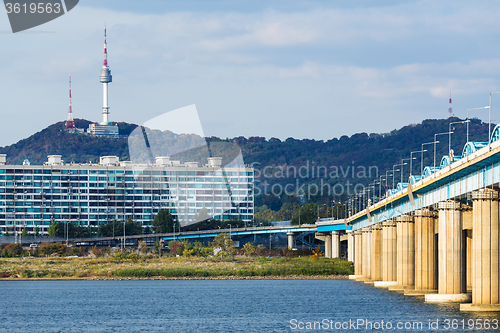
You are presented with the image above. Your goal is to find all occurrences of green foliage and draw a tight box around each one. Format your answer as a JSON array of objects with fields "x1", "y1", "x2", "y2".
[
  {"x1": 168, "y1": 240, "x2": 184, "y2": 256},
  {"x1": 55, "y1": 222, "x2": 88, "y2": 238},
  {"x1": 243, "y1": 242, "x2": 255, "y2": 257},
  {"x1": 112, "y1": 257, "x2": 354, "y2": 278},
  {"x1": 127, "y1": 252, "x2": 140, "y2": 261},
  {"x1": 99, "y1": 218, "x2": 143, "y2": 237},
  {"x1": 47, "y1": 219, "x2": 57, "y2": 237},
  {"x1": 21, "y1": 228, "x2": 28, "y2": 237},
  {"x1": 211, "y1": 234, "x2": 236, "y2": 256},
  {"x1": 0, "y1": 120, "x2": 133, "y2": 165},
  {"x1": 152, "y1": 209, "x2": 176, "y2": 234},
  {"x1": 40, "y1": 243, "x2": 67, "y2": 256},
  {"x1": 1, "y1": 243, "x2": 24, "y2": 257},
  {"x1": 113, "y1": 251, "x2": 126, "y2": 261}
]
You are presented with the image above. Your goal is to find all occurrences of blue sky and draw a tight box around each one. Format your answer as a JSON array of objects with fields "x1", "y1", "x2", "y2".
[{"x1": 1, "y1": 1, "x2": 500, "y2": 146}]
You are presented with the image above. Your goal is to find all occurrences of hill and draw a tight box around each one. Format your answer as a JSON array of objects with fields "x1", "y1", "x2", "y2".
[{"x1": 0, "y1": 117, "x2": 491, "y2": 210}]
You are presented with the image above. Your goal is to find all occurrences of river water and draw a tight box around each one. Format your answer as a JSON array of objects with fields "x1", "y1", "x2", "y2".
[{"x1": 0, "y1": 279, "x2": 498, "y2": 332}]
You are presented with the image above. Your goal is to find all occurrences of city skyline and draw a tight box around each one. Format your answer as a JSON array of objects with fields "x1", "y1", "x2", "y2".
[{"x1": 1, "y1": 1, "x2": 500, "y2": 146}]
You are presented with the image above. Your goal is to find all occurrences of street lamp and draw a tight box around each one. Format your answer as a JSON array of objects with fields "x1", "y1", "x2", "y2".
[
  {"x1": 421, "y1": 141, "x2": 438, "y2": 175},
  {"x1": 410, "y1": 150, "x2": 425, "y2": 178},
  {"x1": 489, "y1": 92, "x2": 500, "y2": 149},
  {"x1": 449, "y1": 120, "x2": 470, "y2": 158},
  {"x1": 228, "y1": 224, "x2": 232, "y2": 240},
  {"x1": 317, "y1": 203, "x2": 326, "y2": 221},
  {"x1": 434, "y1": 132, "x2": 453, "y2": 170},
  {"x1": 370, "y1": 182, "x2": 379, "y2": 202},
  {"x1": 385, "y1": 170, "x2": 394, "y2": 189},
  {"x1": 467, "y1": 107, "x2": 489, "y2": 142},
  {"x1": 298, "y1": 206, "x2": 301, "y2": 226},
  {"x1": 401, "y1": 159, "x2": 411, "y2": 183},
  {"x1": 378, "y1": 176, "x2": 385, "y2": 199},
  {"x1": 393, "y1": 163, "x2": 406, "y2": 189},
  {"x1": 331, "y1": 199, "x2": 335, "y2": 219}
]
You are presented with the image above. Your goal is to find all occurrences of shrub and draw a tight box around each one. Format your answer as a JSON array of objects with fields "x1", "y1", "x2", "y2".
[
  {"x1": 40, "y1": 243, "x2": 67, "y2": 256},
  {"x1": 3, "y1": 243, "x2": 24, "y2": 257}
]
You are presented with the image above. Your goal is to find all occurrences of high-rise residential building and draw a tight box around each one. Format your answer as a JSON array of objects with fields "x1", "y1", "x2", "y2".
[{"x1": 0, "y1": 154, "x2": 254, "y2": 235}]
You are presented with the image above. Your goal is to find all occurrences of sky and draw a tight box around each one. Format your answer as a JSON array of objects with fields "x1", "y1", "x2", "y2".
[{"x1": 1, "y1": 0, "x2": 500, "y2": 147}]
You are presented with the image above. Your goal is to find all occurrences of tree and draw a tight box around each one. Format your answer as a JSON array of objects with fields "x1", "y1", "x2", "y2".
[
  {"x1": 55, "y1": 222, "x2": 88, "y2": 238},
  {"x1": 21, "y1": 228, "x2": 28, "y2": 237},
  {"x1": 168, "y1": 240, "x2": 183, "y2": 256},
  {"x1": 152, "y1": 209, "x2": 176, "y2": 234},
  {"x1": 47, "y1": 219, "x2": 58, "y2": 237},
  {"x1": 211, "y1": 233, "x2": 236, "y2": 255},
  {"x1": 243, "y1": 242, "x2": 255, "y2": 257},
  {"x1": 125, "y1": 218, "x2": 143, "y2": 236},
  {"x1": 34, "y1": 226, "x2": 40, "y2": 236}
]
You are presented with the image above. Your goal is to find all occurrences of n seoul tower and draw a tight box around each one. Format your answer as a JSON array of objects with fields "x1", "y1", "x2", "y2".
[{"x1": 99, "y1": 27, "x2": 112, "y2": 125}]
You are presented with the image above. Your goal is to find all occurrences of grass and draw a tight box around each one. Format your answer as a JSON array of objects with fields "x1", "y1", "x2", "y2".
[{"x1": 0, "y1": 256, "x2": 353, "y2": 279}]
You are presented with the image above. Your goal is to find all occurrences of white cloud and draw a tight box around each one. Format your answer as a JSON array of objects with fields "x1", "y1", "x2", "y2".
[{"x1": 2, "y1": 1, "x2": 500, "y2": 146}]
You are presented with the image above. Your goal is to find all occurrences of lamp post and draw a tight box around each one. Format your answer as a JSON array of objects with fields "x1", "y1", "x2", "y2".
[
  {"x1": 467, "y1": 107, "x2": 489, "y2": 142},
  {"x1": 393, "y1": 163, "x2": 406, "y2": 189},
  {"x1": 434, "y1": 132, "x2": 452, "y2": 170},
  {"x1": 410, "y1": 150, "x2": 425, "y2": 178},
  {"x1": 317, "y1": 203, "x2": 326, "y2": 221},
  {"x1": 371, "y1": 182, "x2": 378, "y2": 202},
  {"x1": 331, "y1": 199, "x2": 335, "y2": 219},
  {"x1": 379, "y1": 176, "x2": 385, "y2": 199},
  {"x1": 489, "y1": 92, "x2": 500, "y2": 149},
  {"x1": 401, "y1": 159, "x2": 411, "y2": 183},
  {"x1": 385, "y1": 170, "x2": 394, "y2": 189},
  {"x1": 421, "y1": 141, "x2": 438, "y2": 175},
  {"x1": 449, "y1": 120, "x2": 470, "y2": 158},
  {"x1": 228, "y1": 224, "x2": 231, "y2": 240}
]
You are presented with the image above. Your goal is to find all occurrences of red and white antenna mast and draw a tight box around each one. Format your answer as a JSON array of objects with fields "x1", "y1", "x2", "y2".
[
  {"x1": 65, "y1": 74, "x2": 76, "y2": 130},
  {"x1": 448, "y1": 90, "x2": 453, "y2": 118}
]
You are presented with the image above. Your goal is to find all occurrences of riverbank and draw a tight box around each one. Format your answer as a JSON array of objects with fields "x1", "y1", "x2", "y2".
[{"x1": 0, "y1": 256, "x2": 353, "y2": 280}]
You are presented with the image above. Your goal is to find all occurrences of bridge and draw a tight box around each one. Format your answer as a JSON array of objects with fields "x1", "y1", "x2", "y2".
[
  {"x1": 315, "y1": 123, "x2": 500, "y2": 312},
  {"x1": 70, "y1": 222, "x2": 349, "y2": 250}
]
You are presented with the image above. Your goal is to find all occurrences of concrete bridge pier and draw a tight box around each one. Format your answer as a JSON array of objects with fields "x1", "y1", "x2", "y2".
[
  {"x1": 360, "y1": 227, "x2": 372, "y2": 282},
  {"x1": 286, "y1": 232, "x2": 294, "y2": 250},
  {"x1": 426, "y1": 201, "x2": 470, "y2": 303},
  {"x1": 325, "y1": 234, "x2": 332, "y2": 258},
  {"x1": 332, "y1": 231, "x2": 340, "y2": 259},
  {"x1": 347, "y1": 231, "x2": 354, "y2": 262},
  {"x1": 349, "y1": 230, "x2": 363, "y2": 280},
  {"x1": 408, "y1": 209, "x2": 437, "y2": 296},
  {"x1": 374, "y1": 220, "x2": 397, "y2": 288},
  {"x1": 370, "y1": 224, "x2": 382, "y2": 282},
  {"x1": 389, "y1": 215, "x2": 415, "y2": 291},
  {"x1": 462, "y1": 189, "x2": 500, "y2": 312}
]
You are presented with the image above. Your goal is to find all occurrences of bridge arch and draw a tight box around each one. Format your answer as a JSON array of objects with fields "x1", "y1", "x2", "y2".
[
  {"x1": 461, "y1": 141, "x2": 488, "y2": 158},
  {"x1": 396, "y1": 182, "x2": 408, "y2": 192},
  {"x1": 440, "y1": 155, "x2": 450, "y2": 168},
  {"x1": 422, "y1": 166, "x2": 439, "y2": 178},
  {"x1": 491, "y1": 124, "x2": 500, "y2": 143},
  {"x1": 409, "y1": 175, "x2": 422, "y2": 184}
]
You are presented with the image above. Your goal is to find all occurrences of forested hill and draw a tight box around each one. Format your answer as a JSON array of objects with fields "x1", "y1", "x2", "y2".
[
  {"x1": 0, "y1": 117, "x2": 490, "y2": 201},
  {"x1": 0, "y1": 119, "x2": 136, "y2": 165}
]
